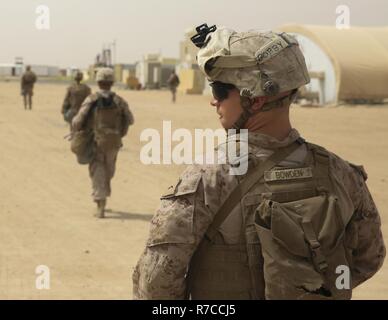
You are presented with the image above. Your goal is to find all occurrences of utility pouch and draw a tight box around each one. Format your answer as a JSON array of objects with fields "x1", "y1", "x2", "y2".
[{"x1": 255, "y1": 194, "x2": 352, "y2": 300}]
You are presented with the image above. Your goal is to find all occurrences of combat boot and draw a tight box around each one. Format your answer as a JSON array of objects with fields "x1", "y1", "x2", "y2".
[{"x1": 95, "y1": 199, "x2": 106, "y2": 218}]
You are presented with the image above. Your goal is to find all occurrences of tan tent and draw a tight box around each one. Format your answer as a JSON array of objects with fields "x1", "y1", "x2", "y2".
[
  {"x1": 178, "y1": 69, "x2": 205, "y2": 94},
  {"x1": 279, "y1": 24, "x2": 388, "y2": 102}
]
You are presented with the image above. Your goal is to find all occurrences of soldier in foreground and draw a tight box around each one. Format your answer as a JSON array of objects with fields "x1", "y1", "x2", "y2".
[
  {"x1": 21, "y1": 65, "x2": 37, "y2": 110},
  {"x1": 61, "y1": 71, "x2": 91, "y2": 127},
  {"x1": 133, "y1": 25, "x2": 385, "y2": 299},
  {"x1": 72, "y1": 68, "x2": 134, "y2": 218},
  {"x1": 167, "y1": 70, "x2": 180, "y2": 103}
]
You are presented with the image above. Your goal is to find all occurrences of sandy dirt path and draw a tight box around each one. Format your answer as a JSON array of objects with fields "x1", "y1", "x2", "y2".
[{"x1": 0, "y1": 81, "x2": 387, "y2": 299}]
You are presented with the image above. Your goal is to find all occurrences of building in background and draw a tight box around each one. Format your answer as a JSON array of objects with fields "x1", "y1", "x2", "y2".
[
  {"x1": 176, "y1": 28, "x2": 206, "y2": 94},
  {"x1": 114, "y1": 63, "x2": 138, "y2": 89},
  {"x1": 0, "y1": 63, "x2": 59, "y2": 77},
  {"x1": 279, "y1": 24, "x2": 388, "y2": 105},
  {"x1": 28, "y1": 65, "x2": 60, "y2": 77},
  {"x1": 0, "y1": 63, "x2": 23, "y2": 76},
  {"x1": 136, "y1": 54, "x2": 178, "y2": 89}
]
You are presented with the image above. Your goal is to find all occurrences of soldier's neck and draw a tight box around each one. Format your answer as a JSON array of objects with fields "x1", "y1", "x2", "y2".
[{"x1": 244, "y1": 114, "x2": 292, "y2": 141}]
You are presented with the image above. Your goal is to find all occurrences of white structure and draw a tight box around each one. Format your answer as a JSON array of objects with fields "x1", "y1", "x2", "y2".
[
  {"x1": 177, "y1": 28, "x2": 206, "y2": 94},
  {"x1": 279, "y1": 25, "x2": 388, "y2": 104},
  {"x1": 29, "y1": 65, "x2": 60, "y2": 77},
  {"x1": 0, "y1": 63, "x2": 23, "y2": 76},
  {"x1": 135, "y1": 54, "x2": 178, "y2": 89},
  {"x1": 290, "y1": 34, "x2": 335, "y2": 104}
]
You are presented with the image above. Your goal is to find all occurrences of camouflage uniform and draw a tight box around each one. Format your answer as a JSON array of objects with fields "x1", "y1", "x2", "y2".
[
  {"x1": 62, "y1": 82, "x2": 91, "y2": 124},
  {"x1": 72, "y1": 90, "x2": 134, "y2": 203},
  {"x1": 21, "y1": 69, "x2": 37, "y2": 110},
  {"x1": 72, "y1": 68, "x2": 134, "y2": 217},
  {"x1": 133, "y1": 130, "x2": 385, "y2": 299},
  {"x1": 167, "y1": 72, "x2": 180, "y2": 103},
  {"x1": 133, "y1": 26, "x2": 385, "y2": 299}
]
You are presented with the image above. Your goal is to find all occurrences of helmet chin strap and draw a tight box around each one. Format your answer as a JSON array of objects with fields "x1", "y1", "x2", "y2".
[
  {"x1": 230, "y1": 96, "x2": 253, "y2": 132},
  {"x1": 230, "y1": 89, "x2": 298, "y2": 131},
  {"x1": 260, "y1": 89, "x2": 298, "y2": 112}
]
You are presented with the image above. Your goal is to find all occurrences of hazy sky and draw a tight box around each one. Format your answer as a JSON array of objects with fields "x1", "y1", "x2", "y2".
[{"x1": 0, "y1": 0, "x2": 387, "y2": 68}]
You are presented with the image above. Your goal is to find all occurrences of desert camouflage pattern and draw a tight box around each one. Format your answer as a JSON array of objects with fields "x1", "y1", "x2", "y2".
[
  {"x1": 61, "y1": 83, "x2": 91, "y2": 122},
  {"x1": 133, "y1": 129, "x2": 385, "y2": 299},
  {"x1": 89, "y1": 148, "x2": 118, "y2": 201},
  {"x1": 196, "y1": 28, "x2": 310, "y2": 97},
  {"x1": 72, "y1": 90, "x2": 134, "y2": 201},
  {"x1": 21, "y1": 70, "x2": 37, "y2": 96},
  {"x1": 96, "y1": 67, "x2": 115, "y2": 82}
]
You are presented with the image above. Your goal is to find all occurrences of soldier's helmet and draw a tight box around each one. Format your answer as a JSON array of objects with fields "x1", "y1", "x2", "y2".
[
  {"x1": 192, "y1": 24, "x2": 310, "y2": 98},
  {"x1": 96, "y1": 68, "x2": 115, "y2": 83},
  {"x1": 74, "y1": 71, "x2": 83, "y2": 81}
]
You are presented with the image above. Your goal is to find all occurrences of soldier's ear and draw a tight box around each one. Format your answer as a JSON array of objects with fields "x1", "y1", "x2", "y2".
[{"x1": 250, "y1": 96, "x2": 267, "y2": 112}]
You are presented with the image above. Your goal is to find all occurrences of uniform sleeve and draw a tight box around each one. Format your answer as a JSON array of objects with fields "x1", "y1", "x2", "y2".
[
  {"x1": 333, "y1": 158, "x2": 386, "y2": 288},
  {"x1": 347, "y1": 166, "x2": 386, "y2": 288},
  {"x1": 120, "y1": 99, "x2": 134, "y2": 137},
  {"x1": 61, "y1": 87, "x2": 71, "y2": 114},
  {"x1": 71, "y1": 95, "x2": 93, "y2": 132},
  {"x1": 132, "y1": 166, "x2": 215, "y2": 300}
]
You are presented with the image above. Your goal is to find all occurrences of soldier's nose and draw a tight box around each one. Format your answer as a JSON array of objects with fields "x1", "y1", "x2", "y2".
[{"x1": 210, "y1": 99, "x2": 219, "y2": 107}]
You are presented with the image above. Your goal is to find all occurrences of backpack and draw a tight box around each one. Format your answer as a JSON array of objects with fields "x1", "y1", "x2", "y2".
[
  {"x1": 70, "y1": 129, "x2": 95, "y2": 164},
  {"x1": 23, "y1": 71, "x2": 36, "y2": 84},
  {"x1": 92, "y1": 93, "x2": 123, "y2": 152}
]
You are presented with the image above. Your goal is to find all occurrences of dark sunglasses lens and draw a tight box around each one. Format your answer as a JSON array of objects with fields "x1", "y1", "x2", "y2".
[{"x1": 211, "y1": 82, "x2": 234, "y2": 101}]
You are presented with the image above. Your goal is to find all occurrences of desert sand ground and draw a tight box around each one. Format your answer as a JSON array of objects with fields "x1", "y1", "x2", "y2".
[{"x1": 0, "y1": 81, "x2": 387, "y2": 300}]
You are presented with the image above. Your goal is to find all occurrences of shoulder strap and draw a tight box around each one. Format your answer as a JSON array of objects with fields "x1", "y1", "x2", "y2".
[
  {"x1": 205, "y1": 138, "x2": 305, "y2": 242},
  {"x1": 185, "y1": 138, "x2": 305, "y2": 299}
]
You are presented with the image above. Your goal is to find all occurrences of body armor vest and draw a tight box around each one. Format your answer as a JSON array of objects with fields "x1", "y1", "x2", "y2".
[
  {"x1": 92, "y1": 93, "x2": 123, "y2": 151},
  {"x1": 69, "y1": 84, "x2": 90, "y2": 112},
  {"x1": 188, "y1": 142, "x2": 355, "y2": 300}
]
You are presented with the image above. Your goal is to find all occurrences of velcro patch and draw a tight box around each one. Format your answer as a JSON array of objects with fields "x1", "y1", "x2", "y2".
[
  {"x1": 255, "y1": 35, "x2": 289, "y2": 64},
  {"x1": 160, "y1": 173, "x2": 202, "y2": 199},
  {"x1": 348, "y1": 162, "x2": 368, "y2": 181},
  {"x1": 161, "y1": 183, "x2": 178, "y2": 199},
  {"x1": 264, "y1": 167, "x2": 313, "y2": 182}
]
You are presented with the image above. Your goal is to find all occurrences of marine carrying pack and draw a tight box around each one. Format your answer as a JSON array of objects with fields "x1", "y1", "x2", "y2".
[
  {"x1": 70, "y1": 92, "x2": 123, "y2": 164},
  {"x1": 190, "y1": 139, "x2": 356, "y2": 300},
  {"x1": 23, "y1": 71, "x2": 36, "y2": 84},
  {"x1": 70, "y1": 129, "x2": 95, "y2": 165},
  {"x1": 92, "y1": 93, "x2": 123, "y2": 152}
]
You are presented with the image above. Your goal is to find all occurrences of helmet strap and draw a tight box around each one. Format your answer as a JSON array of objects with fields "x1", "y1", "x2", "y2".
[
  {"x1": 230, "y1": 96, "x2": 254, "y2": 131},
  {"x1": 229, "y1": 89, "x2": 298, "y2": 131},
  {"x1": 260, "y1": 89, "x2": 298, "y2": 112}
]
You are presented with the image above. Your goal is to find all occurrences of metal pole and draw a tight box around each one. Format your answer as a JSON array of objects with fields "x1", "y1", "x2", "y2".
[{"x1": 113, "y1": 39, "x2": 117, "y2": 65}]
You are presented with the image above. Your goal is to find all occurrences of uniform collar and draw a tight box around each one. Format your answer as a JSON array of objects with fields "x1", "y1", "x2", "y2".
[
  {"x1": 227, "y1": 128, "x2": 301, "y2": 150},
  {"x1": 98, "y1": 89, "x2": 112, "y2": 98}
]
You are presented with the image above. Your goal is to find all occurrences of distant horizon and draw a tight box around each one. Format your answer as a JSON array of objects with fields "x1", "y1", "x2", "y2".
[{"x1": 1, "y1": 0, "x2": 387, "y2": 69}]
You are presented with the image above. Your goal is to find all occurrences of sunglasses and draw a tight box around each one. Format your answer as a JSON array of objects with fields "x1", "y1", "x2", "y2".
[{"x1": 210, "y1": 81, "x2": 236, "y2": 101}]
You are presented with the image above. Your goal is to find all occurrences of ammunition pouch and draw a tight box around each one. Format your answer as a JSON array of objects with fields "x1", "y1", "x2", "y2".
[
  {"x1": 94, "y1": 128, "x2": 122, "y2": 151},
  {"x1": 255, "y1": 192, "x2": 354, "y2": 300}
]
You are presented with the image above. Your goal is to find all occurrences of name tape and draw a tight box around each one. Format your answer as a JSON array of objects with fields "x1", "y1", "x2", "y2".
[{"x1": 264, "y1": 167, "x2": 313, "y2": 182}]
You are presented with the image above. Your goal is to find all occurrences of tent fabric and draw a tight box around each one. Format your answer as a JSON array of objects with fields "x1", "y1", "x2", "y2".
[{"x1": 279, "y1": 24, "x2": 388, "y2": 101}]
